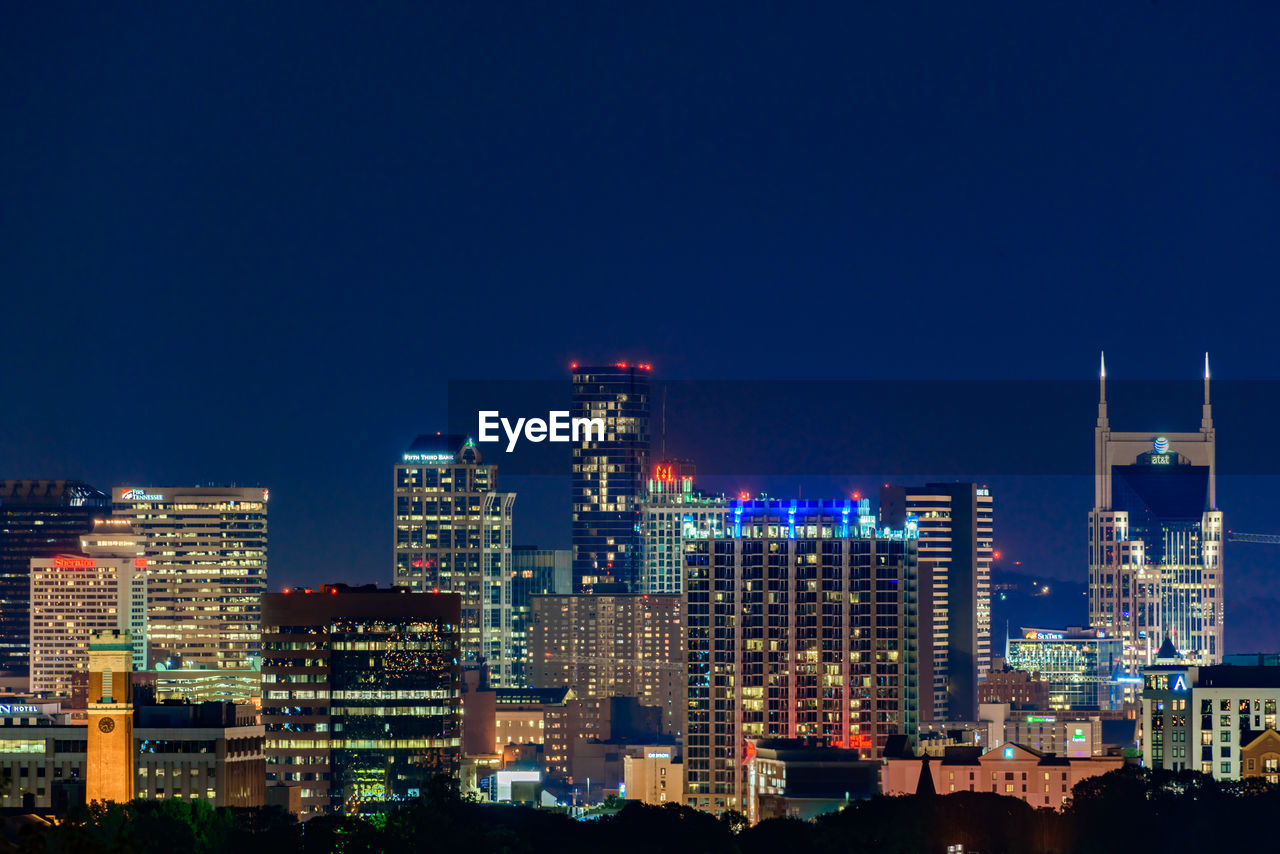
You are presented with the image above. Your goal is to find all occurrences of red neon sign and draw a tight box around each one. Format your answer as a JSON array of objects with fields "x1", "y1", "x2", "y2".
[
  {"x1": 53, "y1": 557, "x2": 94, "y2": 569},
  {"x1": 654, "y1": 464, "x2": 675, "y2": 483}
]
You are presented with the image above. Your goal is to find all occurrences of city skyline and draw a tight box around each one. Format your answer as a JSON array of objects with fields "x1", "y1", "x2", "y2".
[{"x1": 4, "y1": 1, "x2": 1280, "y2": 835}]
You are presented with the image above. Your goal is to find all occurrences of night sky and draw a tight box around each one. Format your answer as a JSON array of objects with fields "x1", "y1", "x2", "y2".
[{"x1": 4, "y1": 4, "x2": 1279, "y2": 649}]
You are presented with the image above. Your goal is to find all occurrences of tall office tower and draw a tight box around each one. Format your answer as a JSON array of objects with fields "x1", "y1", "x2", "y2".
[
  {"x1": 683, "y1": 498, "x2": 919, "y2": 814},
  {"x1": 528, "y1": 592, "x2": 684, "y2": 737},
  {"x1": 113, "y1": 486, "x2": 268, "y2": 680},
  {"x1": 0, "y1": 481, "x2": 110, "y2": 677},
  {"x1": 85, "y1": 629, "x2": 136, "y2": 804},
  {"x1": 509, "y1": 547, "x2": 571, "y2": 687},
  {"x1": 571, "y1": 362, "x2": 652, "y2": 592},
  {"x1": 880, "y1": 483, "x2": 993, "y2": 722},
  {"x1": 393, "y1": 434, "x2": 516, "y2": 684},
  {"x1": 261, "y1": 585, "x2": 462, "y2": 819},
  {"x1": 1088, "y1": 354, "x2": 1223, "y2": 686},
  {"x1": 29, "y1": 529, "x2": 148, "y2": 697},
  {"x1": 639, "y1": 462, "x2": 731, "y2": 595}
]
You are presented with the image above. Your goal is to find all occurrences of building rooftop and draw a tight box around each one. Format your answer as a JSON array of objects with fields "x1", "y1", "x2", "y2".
[
  {"x1": 1196, "y1": 665, "x2": 1280, "y2": 689},
  {"x1": 404, "y1": 433, "x2": 468, "y2": 455},
  {"x1": 494, "y1": 687, "x2": 571, "y2": 706}
]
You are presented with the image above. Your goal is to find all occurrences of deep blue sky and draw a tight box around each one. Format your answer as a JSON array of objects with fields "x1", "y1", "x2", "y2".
[{"x1": 3, "y1": 4, "x2": 1279, "y2": 647}]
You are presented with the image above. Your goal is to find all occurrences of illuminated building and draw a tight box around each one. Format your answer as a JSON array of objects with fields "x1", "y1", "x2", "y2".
[
  {"x1": 0, "y1": 699, "x2": 264, "y2": 809},
  {"x1": 0, "y1": 481, "x2": 109, "y2": 679},
  {"x1": 623, "y1": 749, "x2": 682, "y2": 805},
  {"x1": 980, "y1": 703, "x2": 1107, "y2": 758},
  {"x1": 528, "y1": 592, "x2": 684, "y2": 737},
  {"x1": 882, "y1": 742, "x2": 1123, "y2": 808},
  {"x1": 571, "y1": 363, "x2": 651, "y2": 592},
  {"x1": 112, "y1": 486, "x2": 268, "y2": 697},
  {"x1": 881, "y1": 483, "x2": 993, "y2": 721},
  {"x1": 509, "y1": 547, "x2": 570, "y2": 686},
  {"x1": 1141, "y1": 650, "x2": 1280, "y2": 779},
  {"x1": 393, "y1": 434, "x2": 516, "y2": 683},
  {"x1": 1089, "y1": 354, "x2": 1223, "y2": 685},
  {"x1": 683, "y1": 498, "x2": 920, "y2": 814},
  {"x1": 85, "y1": 629, "x2": 135, "y2": 804},
  {"x1": 1004, "y1": 627, "x2": 1123, "y2": 710},
  {"x1": 29, "y1": 530, "x2": 147, "y2": 697},
  {"x1": 749, "y1": 738, "x2": 879, "y2": 823},
  {"x1": 979, "y1": 666, "x2": 1051, "y2": 708},
  {"x1": 261, "y1": 585, "x2": 462, "y2": 818},
  {"x1": 639, "y1": 463, "x2": 730, "y2": 595},
  {"x1": 1242, "y1": 729, "x2": 1280, "y2": 785}
]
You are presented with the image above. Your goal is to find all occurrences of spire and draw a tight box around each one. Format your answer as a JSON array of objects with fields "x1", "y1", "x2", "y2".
[
  {"x1": 1202, "y1": 352, "x2": 1213, "y2": 432},
  {"x1": 915, "y1": 754, "x2": 936, "y2": 797},
  {"x1": 1097, "y1": 351, "x2": 1109, "y2": 429}
]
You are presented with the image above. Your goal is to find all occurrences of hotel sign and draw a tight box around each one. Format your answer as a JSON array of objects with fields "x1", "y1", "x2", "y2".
[{"x1": 0, "y1": 705, "x2": 39, "y2": 715}]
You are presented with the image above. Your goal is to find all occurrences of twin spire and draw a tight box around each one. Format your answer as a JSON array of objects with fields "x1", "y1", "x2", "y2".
[{"x1": 1097, "y1": 351, "x2": 1212, "y2": 432}]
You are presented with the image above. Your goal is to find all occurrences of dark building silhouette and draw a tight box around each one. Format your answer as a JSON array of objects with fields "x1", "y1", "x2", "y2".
[
  {"x1": 261, "y1": 584, "x2": 462, "y2": 818},
  {"x1": 0, "y1": 480, "x2": 109, "y2": 676}
]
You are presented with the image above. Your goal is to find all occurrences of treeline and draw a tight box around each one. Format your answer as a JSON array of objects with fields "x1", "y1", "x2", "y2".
[{"x1": 8, "y1": 768, "x2": 1277, "y2": 854}]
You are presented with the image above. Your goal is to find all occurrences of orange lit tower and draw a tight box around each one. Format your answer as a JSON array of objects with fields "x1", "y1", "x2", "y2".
[{"x1": 86, "y1": 629, "x2": 135, "y2": 803}]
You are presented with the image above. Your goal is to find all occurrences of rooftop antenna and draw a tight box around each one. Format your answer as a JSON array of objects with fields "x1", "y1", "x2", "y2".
[
  {"x1": 1201, "y1": 352, "x2": 1213, "y2": 431},
  {"x1": 1097, "y1": 351, "x2": 1109, "y2": 429}
]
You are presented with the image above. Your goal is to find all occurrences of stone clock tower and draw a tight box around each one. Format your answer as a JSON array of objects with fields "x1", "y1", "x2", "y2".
[{"x1": 86, "y1": 629, "x2": 135, "y2": 803}]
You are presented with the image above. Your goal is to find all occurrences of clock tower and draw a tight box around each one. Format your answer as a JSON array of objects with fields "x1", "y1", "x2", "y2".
[{"x1": 86, "y1": 629, "x2": 135, "y2": 803}]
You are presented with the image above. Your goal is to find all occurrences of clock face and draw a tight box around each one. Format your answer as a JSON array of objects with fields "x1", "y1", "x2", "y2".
[{"x1": 98, "y1": 716, "x2": 115, "y2": 733}]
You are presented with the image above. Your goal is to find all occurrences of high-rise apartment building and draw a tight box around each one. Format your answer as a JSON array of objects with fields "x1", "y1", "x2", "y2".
[
  {"x1": 684, "y1": 498, "x2": 920, "y2": 814},
  {"x1": 261, "y1": 585, "x2": 462, "y2": 818},
  {"x1": 112, "y1": 486, "x2": 268, "y2": 686},
  {"x1": 640, "y1": 463, "x2": 730, "y2": 595},
  {"x1": 881, "y1": 483, "x2": 993, "y2": 721},
  {"x1": 0, "y1": 481, "x2": 110, "y2": 676},
  {"x1": 571, "y1": 363, "x2": 651, "y2": 591},
  {"x1": 29, "y1": 529, "x2": 147, "y2": 697},
  {"x1": 392, "y1": 434, "x2": 516, "y2": 683},
  {"x1": 528, "y1": 592, "x2": 684, "y2": 737},
  {"x1": 1088, "y1": 354, "x2": 1223, "y2": 684},
  {"x1": 1141, "y1": 653, "x2": 1280, "y2": 779},
  {"x1": 509, "y1": 547, "x2": 570, "y2": 687}
]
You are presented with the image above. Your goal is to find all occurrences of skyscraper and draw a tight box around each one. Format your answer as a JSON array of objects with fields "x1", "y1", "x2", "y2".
[
  {"x1": 528, "y1": 591, "x2": 685, "y2": 736},
  {"x1": 640, "y1": 461, "x2": 731, "y2": 595},
  {"x1": 261, "y1": 585, "x2": 462, "y2": 818},
  {"x1": 0, "y1": 481, "x2": 110, "y2": 678},
  {"x1": 880, "y1": 483, "x2": 993, "y2": 721},
  {"x1": 571, "y1": 363, "x2": 651, "y2": 591},
  {"x1": 1088, "y1": 354, "x2": 1223, "y2": 684},
  {"x1": 29, "y1": 529, "x2": 148, "y2": 697},
  {"x1": 393, "y1": 434, "x2": 515, "y2": 683},
  {"x1": 683, "y1": 498, "x2": 920, "y2": 814},
  {"x1": 112, "y1": 486, "x2": 268, "y2": 684},
  {"x1": 509, "y1": 546, "x2": 571, "y2": 686}
]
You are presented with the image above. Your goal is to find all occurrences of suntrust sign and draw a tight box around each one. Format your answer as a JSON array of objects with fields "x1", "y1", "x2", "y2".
[{"x1": 477, "y1": 411, "x2": 605, "y2": 452}]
